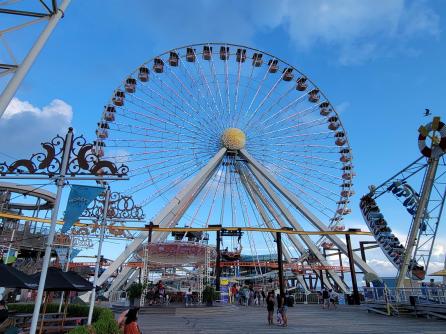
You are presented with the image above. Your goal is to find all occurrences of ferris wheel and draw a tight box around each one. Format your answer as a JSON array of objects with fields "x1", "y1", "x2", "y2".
[{"x1": 93, "y1": 43, "x2": 373, "y2": 291}]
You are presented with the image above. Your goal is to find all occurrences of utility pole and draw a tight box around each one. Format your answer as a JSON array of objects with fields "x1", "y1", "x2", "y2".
[
  {"x1": 276, "y1": 231, "x2": 285, "y2": 298},
  {"x1": 346, "y1": 229, "x2": 360, "y2": 305}
]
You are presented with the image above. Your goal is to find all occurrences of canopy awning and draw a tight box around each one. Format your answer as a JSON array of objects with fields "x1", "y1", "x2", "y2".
[
  {"x1": 0, "y1": 263, "x2": 38, "y2": 289},
  {"x1": 31, "y1": 267, "x2": 93, "y2": 291}
]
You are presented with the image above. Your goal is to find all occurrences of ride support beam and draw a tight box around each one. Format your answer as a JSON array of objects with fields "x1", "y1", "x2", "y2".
[
  {"x1": 243, "y1": 154, "x2": 347, "y2": 292},
  {"x1": 240, "y1": 174, "x2": 312, "y2": 290},
  {"x1": 96, "y1": 148, "x2": 226, "y2": 287},
  {"x1": 238, "y1": 164, "x2": 308, "y2": 255},
  {"x1": 397, "y1": 157, "x2": 440, "y2": 288},
  {"x1": 0, "y1": 0, "x2": 71, "y2": 119},
  {"x1": 102, "y1": 267, "x2": 134, "y2": 299},
  {"x1": 346, "y1": 232, "x2": 360, "y2": 305},
  {"x1": 359, "y1": 241, "x2": 375, "y2": 288},
  {"x1": 240, "y1": 149, "x2": 377, "y2": 277}
]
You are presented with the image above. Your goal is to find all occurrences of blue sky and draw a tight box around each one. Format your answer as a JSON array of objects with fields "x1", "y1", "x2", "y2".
[{"x1": 0, "y1": 0, "x2": 445, "y2": 278}]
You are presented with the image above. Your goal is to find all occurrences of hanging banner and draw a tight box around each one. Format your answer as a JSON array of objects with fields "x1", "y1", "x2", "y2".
[
  {"x1": 62, "y1": 185, "x2": 104, "y2": 233},
  {"x1": 69, "y1": 248, "x2": 82, "y2": 262},
  {"x1": 55, "y1": 246, "x2": 69, "y2": 268}
]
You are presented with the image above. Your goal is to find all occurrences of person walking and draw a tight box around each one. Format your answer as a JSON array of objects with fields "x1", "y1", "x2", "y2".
[
  {"x1": 322, "y1": 288, "x2": 330, "y2": 309},
  {"x1": 266, "y1": 291, "x2": 275, "y2": 325},
  {"x1": 124, "y1": 308, "x2": 142, "y2": 334},
  {"x1": 231, "y1": 284, "x2": 237, "y2": 304},
  {"x1": 329, "y1": 289, "x2": 338, "y2": 310},
  {"x1": 261, "y1": 289, "x2": 266, "y2": 305},
  {"x1": 185, "y1": 288, "x2": 192, "y2": 307}
]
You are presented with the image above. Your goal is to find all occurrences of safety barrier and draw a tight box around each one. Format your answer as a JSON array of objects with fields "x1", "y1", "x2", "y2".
[{"x1": 363, "y1": 287, "x2": 446, "y2": 304}]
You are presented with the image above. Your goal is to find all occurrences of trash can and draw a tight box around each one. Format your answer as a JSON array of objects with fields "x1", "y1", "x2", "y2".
[
  {"x1": 409, "y1": 295, "x2": 417, "y2": 307},
  {"x1": 286, "y1": 295, "x2": 294, "y2": 307}
]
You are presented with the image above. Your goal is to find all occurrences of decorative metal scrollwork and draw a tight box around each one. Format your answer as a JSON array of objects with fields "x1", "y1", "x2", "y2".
[
  {"x1": 0, "y1": 128, "x2": 128, "y2": 177},
  {"x1": 82, "y1": 191, "x2": 145, "y2": 221}
]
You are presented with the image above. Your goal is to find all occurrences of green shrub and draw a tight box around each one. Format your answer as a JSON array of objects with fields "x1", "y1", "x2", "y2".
[
  {"x1": 92, "y1": 308, "x2": 119, "y2": 334},
  {"x1": 202, "y1": 285, "x2": 219, "y2": 303},
  {"x1": 126, "y1": 282, "x2": 145, "y2": 299},
  {"x1": 66, "y1": 326, "x2": 94, "y2": 334}
]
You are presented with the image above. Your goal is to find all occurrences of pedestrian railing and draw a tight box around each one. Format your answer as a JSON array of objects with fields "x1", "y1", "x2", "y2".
[
  {"x1": 294, "y1": 292, "x2": 321, "y2": 304},
  {"x1": 363, "y1": 286, "x2": 446, "y2": 305}
]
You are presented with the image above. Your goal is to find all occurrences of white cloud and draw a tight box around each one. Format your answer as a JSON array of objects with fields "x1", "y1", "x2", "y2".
[
  {"x1": 0, "y1": 97, "x2": 72, "y2": 159},
  {"x1": 139, "y1": 0, "x2": 439, "y2": 65},
  {"x1": 256, "y1": 0, "x2": 439, "y2": 65}
]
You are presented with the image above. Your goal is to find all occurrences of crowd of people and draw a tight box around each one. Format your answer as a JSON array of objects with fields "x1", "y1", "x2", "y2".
[
  {"x1": 228, "y1": 283, "x2": 290, "y2": 327},
  {"x1": 144, "y1": 281, "x2": 169, "y2": 306},
  {"x1": 228, "y1": 283, "x2": 266, "y2": 306},
  {"x1": 320, "y1": 287, "x2": 339, "y2": 310}
]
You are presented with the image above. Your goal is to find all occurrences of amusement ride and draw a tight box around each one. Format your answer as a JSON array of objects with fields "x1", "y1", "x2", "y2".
[
  {"x1": 0, "y1": 41, "x2": 444, "y2": 320},
  {"x1": 90, "y1": 42, "x2": 376, "y2": 298}
]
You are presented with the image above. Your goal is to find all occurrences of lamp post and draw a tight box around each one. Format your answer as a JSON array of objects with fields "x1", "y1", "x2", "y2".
[
  {"x1": 276, "y1": 227, "x2": 292, "y2": 299},
  {"x1": 0, "y1": 128, "x2": 128, "y2": 334},
  {"x1": 87, "y1": 187, "x2": 110, "y2": 325},
  {"x1": 81, "y1": 190, "x2": 144, "y2": 321},
  {"x1": 276, "y1": 231, "x2": 285, "y2": 298}
]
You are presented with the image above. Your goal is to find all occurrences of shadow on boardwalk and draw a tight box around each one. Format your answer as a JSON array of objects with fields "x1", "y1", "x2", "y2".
[{"x1": 137, "y1": 304, "x2": 445, "y2": 334}]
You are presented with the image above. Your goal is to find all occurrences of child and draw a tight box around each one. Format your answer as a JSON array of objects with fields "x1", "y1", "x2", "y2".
[{"x1": 276, "y1": 308, "x2": 283, "y2": 325}]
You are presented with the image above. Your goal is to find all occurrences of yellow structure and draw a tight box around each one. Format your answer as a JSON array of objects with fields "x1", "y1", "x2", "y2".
[{"x1": 221, "y1": 128, "x2": 246, "y2": 150}]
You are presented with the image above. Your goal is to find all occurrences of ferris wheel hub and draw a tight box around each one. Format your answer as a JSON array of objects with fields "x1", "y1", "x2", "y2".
[{"x1": 221, "y1": 128, "x2": 246, "y2": 150}]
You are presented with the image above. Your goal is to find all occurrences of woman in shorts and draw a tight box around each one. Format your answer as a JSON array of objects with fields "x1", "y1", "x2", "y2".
[{"x1": 266, "y1": 291, "x2": 275, "y2": 325}]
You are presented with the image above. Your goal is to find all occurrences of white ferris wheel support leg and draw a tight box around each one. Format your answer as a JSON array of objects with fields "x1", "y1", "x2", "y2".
[
  {"x1": 96, "y1": 148, "x2": 227, "y2": 287},
  {"x1": 240, "y1": 173, "x2": 314, "y2": 292},
  {"x1": 0, "y1": 0, "x2": 71, "y2": 119},
  {"x1": 244, "y1": 159, "x2": 347, "y2": 292},
  {"x1": 101, "y1": 267, "x2": 134, "y2": 300},
  {"x1": 238, "y1": 165, "x2": 308, "y2": 256},
  {"x1": 241, "y1": 148, "x2": 376, "y2": 275},
  {"x1": 396, "y1": 157, "x2": 439, "y2": 288},
  {"x1": 240, "y1": 149, "x2": 376, "y2": 278}
]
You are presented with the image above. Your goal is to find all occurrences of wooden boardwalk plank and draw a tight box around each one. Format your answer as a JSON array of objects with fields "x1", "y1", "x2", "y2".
[{"x1": 136, "y1": 304, "x2": 445, "y2": 334}]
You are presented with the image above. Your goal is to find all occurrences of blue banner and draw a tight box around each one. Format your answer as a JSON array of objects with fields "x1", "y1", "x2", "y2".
[
  {"x1": 62, "y1": 185, "x2": 104, "y2": 233},
  {"x1": 69, "y1": 248, "x2": 82, "y2": 262},
  {"x1": 55, "y1": 246, "x2": 69, "y2": 268}
]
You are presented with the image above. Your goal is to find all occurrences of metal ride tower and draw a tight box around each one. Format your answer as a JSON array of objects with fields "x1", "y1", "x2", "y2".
[
  {"x1": 361, "y1": 117, "x2": 446, "y2": 288},
  {"x1": 0, "y1": 0, "x2": 71, "y2": 118},
  {"x1": 92, "y1": 43, "x2": 377, "y2": 293}
]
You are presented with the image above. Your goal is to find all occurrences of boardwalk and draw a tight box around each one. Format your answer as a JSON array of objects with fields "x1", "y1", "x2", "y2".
[{"x1": 137, "y1": 304, "x2": 445, "y2": 334}]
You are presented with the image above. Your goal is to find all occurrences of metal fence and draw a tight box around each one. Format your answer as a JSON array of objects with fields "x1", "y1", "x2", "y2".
[
  {"x1": 363, "y1": 286, "x2": 446, "y2": 304},
  {"x1": 294, "y1": 292, "x2": 322, "y2": 304}
]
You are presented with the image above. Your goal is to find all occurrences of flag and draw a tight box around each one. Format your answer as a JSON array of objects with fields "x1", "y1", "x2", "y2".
[
  {"x1": 69, "y1": 248, "x2": 82, "y2": 262},
  {"x1": 62, "y1": 185, "x2": 104, "y2": 233},
  {"x1": 55, "y1": 246, "x2": 69, "y2": 268}
]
